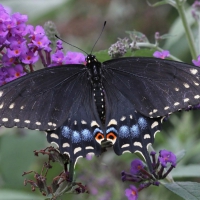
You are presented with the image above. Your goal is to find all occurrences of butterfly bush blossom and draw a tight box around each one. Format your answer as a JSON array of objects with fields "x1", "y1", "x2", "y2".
[
  {"x1": 0, "y1": 4, "x2": 85, "y2": 86},
  {"x1": 122, "y1": 150, "x2": 177, "y2": 200},
  {"x1": 153, "y1": 50, "x2": 170, "y2": 59}
]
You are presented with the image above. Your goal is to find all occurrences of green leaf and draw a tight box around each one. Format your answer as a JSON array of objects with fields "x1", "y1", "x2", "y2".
[
  {"x1": 172, "y1": 165, "x2": 200, "y2": 178},
  {"x1": 132, "y1": 48, "x2": 156, "y2": 57},
  {"x1": 94, "y1": 50, "x2": 110, "y2": 62},
  {"x1": 163, "y1": 182, "x2": 200, "y2": 200},
  {"x1": 0, "y1": 129, "x2": 46, "y2": 188},
  {"x1": 0, "y1": 189, "x2": 43, "y2": 200}
]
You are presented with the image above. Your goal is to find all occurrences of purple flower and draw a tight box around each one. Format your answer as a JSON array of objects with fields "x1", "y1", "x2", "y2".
[
  {"x1": 86, "y1": 153, "x2": 93, "y2": 160},
  {"x1": 21, "y1": 50, "x2": 39, "y2": 64},
  {"x1": 31, "y1": 35, "x2": 51, "y2": 50},
  {"x1": 192, "y1": 55, "x2": 200, "y2": 67},
  {"x1": 56, "y1": 40, "x2": 63, "y2": 50},
  {"x1": 64, "y1": 51, "x2": 85, "y2": 64},
  {"x1": 2, "y1": 54, "x2": 16, "y2": 66},
  {"x1": 7, "y1": 40, "x2": 26, "y2": 58},
  {"x1": 130, "y1": 159, "x2": 144, "y2": 175},
  {"x1": 159, "y1": 150, "x2": 176, "y2": 167},
  {"x1": 50, "y1": 50, "x2": 65, "y2": 66},
  {"x1": 125, "y1": 185, "x2": 138, "y2": 200},
  {"x1": 12, "y1": 12, "x2": 28, "y2": 25},
  {"x1": 153, "y1": 50, "x2": 170, "y2": 59}
]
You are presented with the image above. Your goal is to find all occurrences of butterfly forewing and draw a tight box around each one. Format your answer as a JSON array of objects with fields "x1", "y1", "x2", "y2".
[
  {"x1": 102, "y1": 57, "x2": 200, "y2": 117},
  {"x1": 0, "y1": 65, "x2": 86, "y2": 130}
]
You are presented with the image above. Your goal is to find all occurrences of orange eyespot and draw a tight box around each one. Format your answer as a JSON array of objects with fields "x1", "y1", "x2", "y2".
[
  {"x1": 106, "y1": 132, "x2": 117, "y2": 144},
  {"x1": 95, "y1": 132, "x2": 105, "y2": 144}
]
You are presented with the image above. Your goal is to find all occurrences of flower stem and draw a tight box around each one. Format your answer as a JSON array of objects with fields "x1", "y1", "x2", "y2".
[
  {"x1": 136, "y1": 42, "x2": 182, "y2": 61},
  {"x1": 175, "y1": 0, "x2": 197, "y2": 59}
]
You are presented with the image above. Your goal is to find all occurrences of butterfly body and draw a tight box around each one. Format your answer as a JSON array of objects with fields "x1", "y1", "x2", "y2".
[
  {"x1": 86, "y1": 55, "x2": 106, "y2": 122},
  {"x1": 1, "y1": 55, "x2": 200, "y2": 171}
]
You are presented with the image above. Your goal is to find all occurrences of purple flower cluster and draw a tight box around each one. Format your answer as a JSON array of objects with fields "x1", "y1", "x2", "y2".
[
  {"x1": 122, "y1": 150, "x2": 177, "y2": 200},
  {"x1": 0, "y1": 4, "x2": 85, "y2": 86}
]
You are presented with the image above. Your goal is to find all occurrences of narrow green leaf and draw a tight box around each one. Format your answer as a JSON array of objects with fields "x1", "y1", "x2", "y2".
[
  {"x1": 172, "y1": 165, "x2": 200, "y2": 178},
  {"x1": 163, "y1": 182, "x2": 200, "y2": 200}
]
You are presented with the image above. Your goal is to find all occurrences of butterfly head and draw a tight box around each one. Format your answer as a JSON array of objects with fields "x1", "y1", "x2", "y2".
[{"x1": 86, "y1": 54, "x2": 98, "y2": 65}]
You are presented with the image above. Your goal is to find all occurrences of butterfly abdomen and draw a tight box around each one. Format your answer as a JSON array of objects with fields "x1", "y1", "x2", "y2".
[{"x1": 93, "y1": 83, "x2": 105, "y2": 122}]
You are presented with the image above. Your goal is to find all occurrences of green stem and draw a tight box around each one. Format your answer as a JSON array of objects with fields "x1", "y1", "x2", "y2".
[
  {"x1": 198, "y1": 19, "x2": 200, "y2": 55},
  {"x1": 175, "y1": 0, "x2": 197, "y2": 59},
  {"x1": 136, "y1": 42, "x2": 182, "y2": 61}
]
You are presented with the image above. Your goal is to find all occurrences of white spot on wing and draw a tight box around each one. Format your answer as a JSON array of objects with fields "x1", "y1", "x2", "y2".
[
  {"x1": 194, "y1": 95, "x2": 200, "y2": 99},
  {"x1": 74, "y1": 147, "x2": 82, "y2": 154},
  {"x1": 121, "y1": 144, "x2": 130, "y2": 148},
  {"x1": 184, "y1": 98, "x2": 189, "y2": 102},
  {"x1": 36, "y1": 121, "x2": 41, "y2": 125},
  {"x1": 0, "y1": 91, "x2": 3, "y2": 97},
  {"x1": 86, "y1": 146, "x2": 94, "y2": 149},
  {"x1": 134, "y1": 150, "x2": 145, "y2": 160},
  {"x1": 134, "y1": 142, "x2": 142, "y2": 148},
  {"x1": 0, "y1": 102, "x2": 4, "y2": 109},
  {"x1": 14, "y1": 119, "x2": 20, "y2": 122},
  {"x1": 81, "y1": 120, "x2": 87, "y2": 124},
  {"x1": 50, "y1": 133, "x2": 59, "y2": 139},
  {"x1": 51, "y1": 141, "x2": 59, "y2": 148},
  {"x1": 154, "y1": 130, "x2": 160, "y2": 138},
  {"x1": 144, "y1": 134, "x2": 150, "y2": 139},
  {"x1": 174, "y1": 87, "x2": 179, "y2": 91},
  {"x1": 9, "y1": 103, "x2": 15, "y2": 109},
  {"x1": 122, "y1": 150, "x2": 131, "y2": 154},
  {"x1": 24, "y1": 120, "x2": 30, "y2": 123},
  {"x1": 153, "y1": 109, "x2": 157, "y2": 113},
  {"x1": 91, "y1": 120, "x2": 99, "y2": 127},
  {"x1": 48, "y1": 122, "x2": 53, "y2": 126},
  {"x1": 20, "y1": 106, "x2": 24, "y2": 110},
  {"x1": 62, "y1": 143, "x2": 70, "y2": 147},
  {"x1": 164, "y1": 106, "x2": 169, "y2": 110},
  {"x1": 190, "y1": 68, "x2": 198, "y2": 75},
  {"x1": 183, "y1": 83, "x2": 190, "y2": 88},
  {"x1": 2, "y1": 118, "x2": 8, "y2": 122},
  {"x1": 193, "y1": 81, "x2": 199, "y2": 86},
  {"x1": 107, "y1": 119, "x2": 117, "y2": 126},
  {"x1": 174, "y1": 102, "x2": 180, "y2": 106},
  {"x1": 120, "y1": 116, "x2": 126, "y2": 121},
  {"x1": 151, "y1": 121, "x2": 158, "y2": 129}
]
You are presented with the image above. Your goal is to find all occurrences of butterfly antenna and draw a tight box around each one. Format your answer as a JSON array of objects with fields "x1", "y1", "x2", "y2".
[
  {"x1": 55, "y1": 35, "x2": 88, "y2": 55},
  {"x1": 90, "y1": 21, "x2": 106, "y2": 54}
]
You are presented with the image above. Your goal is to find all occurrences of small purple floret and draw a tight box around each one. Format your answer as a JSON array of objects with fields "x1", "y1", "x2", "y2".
[
  {"x1": 125, "y1": 185, "x2": 138, "y2": 200},
  {"x1": 159, "y1": 149, "x2": 177, "y2": 167},
  {"x1": 153, "y1": 50, "x2": 170, "y2": 59},
  {"x1": 130, "y1": 159, "x2": 144, "y2": 175},
  {"x1": 192, "y1": 55, "x2": 200, "y2": 67}
]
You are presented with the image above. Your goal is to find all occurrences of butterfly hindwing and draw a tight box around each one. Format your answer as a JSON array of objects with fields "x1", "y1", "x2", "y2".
[
  {"x1": 102, "y1": 57, "x2": 200, "y2": 117},
  {"x1": 46, "y1": 77, "x2": 104, "y2": 162},
  {"x1": 102, "y1": 78, "x2": 162, "y2": 171},
  {"x1": 0, "y1": 65, "x2": 87, "y2": 130}
]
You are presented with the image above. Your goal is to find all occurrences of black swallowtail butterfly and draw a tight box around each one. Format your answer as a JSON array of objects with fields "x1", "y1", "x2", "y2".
[{"x1": 0, "y1": 55, "x2": 200, "y2": 172}]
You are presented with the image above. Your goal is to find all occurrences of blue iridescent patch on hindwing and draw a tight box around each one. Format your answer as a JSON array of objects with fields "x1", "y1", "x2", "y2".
[
  {"x1": 46, "y1": 120, "x2": 103, "y2": 161},
  {"x1": 106, "y1": 112, "x2": 162, "y2": 155}
]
